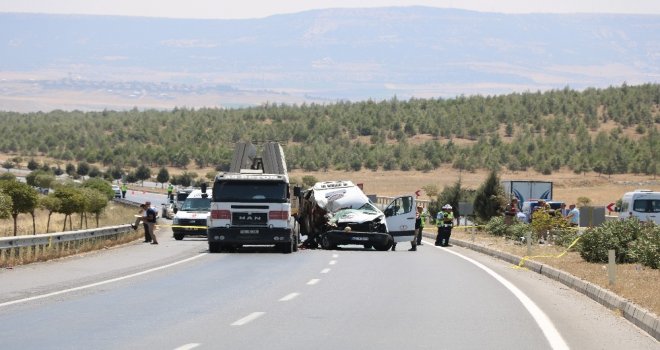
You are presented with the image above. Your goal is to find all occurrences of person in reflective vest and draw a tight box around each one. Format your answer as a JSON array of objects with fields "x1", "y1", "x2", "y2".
[
  {"x1": 415, "y1": 206, "x2": 427, "y2": 246},
  {"x1": 435, "y1": 204, "x2": 454, "y2": 247}
]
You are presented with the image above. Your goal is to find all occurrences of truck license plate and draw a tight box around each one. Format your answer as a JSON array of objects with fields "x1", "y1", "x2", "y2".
[{"x1": 240, "y1": 229, "x2": 259, "y2": 234}]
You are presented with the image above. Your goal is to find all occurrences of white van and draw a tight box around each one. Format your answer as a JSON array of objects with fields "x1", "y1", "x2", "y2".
[
  {"x1": 172, "y1": 188, "x2": 212, "y2": 240},
  {"x1": 618, "y1": 190, "x2": 660, "y2": 225}
]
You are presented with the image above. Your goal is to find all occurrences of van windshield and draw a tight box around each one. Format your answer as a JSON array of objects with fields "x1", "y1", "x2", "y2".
[{"x1": 181, "y1": 198, "x2": 211, "y2": 211}]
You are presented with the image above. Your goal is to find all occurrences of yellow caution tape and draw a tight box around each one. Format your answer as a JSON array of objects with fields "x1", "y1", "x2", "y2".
[{"x1": 513, "y1": 235, "x2": 582, "y2": 269}]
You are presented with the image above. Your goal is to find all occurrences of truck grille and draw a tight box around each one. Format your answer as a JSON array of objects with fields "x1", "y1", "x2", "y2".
[{"x1": 232, "y1": 212, "x2": 267, "y2": 226}]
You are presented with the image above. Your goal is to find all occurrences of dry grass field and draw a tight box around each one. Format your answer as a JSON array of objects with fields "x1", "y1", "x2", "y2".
[
  {"x1": 0, "y1": 203, "x2": 137, "y2": 237},
  {"x1": 289, "y1": 166, "x2": 660, "y2": 206}
]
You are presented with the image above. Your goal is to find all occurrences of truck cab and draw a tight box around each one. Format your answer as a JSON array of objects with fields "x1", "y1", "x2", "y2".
[
  {"x1": 207, "y1": 171, "x2": 298, "y2": 253},
  {"x1": 171, "y1": 188, "x2": 212, "y2": 240}
]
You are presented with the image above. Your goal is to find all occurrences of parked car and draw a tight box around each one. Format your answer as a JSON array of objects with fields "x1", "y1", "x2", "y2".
[{"x1": 112, "y1": 185, "x2": 122, "y2": 198}]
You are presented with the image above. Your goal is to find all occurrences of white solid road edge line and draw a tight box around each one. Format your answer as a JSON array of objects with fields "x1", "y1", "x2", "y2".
[
  {"x1": 0, "y1": 253, "x2": 209, "y2": 308},
  {"x1": 432, "y1": 242, "x2": 570, "y2": 350},
  {"x1": 231, "y1": 312, "x2": 265, "y2": 326}
]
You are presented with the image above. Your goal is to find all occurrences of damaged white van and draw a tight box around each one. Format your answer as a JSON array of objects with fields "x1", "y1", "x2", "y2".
[{"x1": 296, "y1": 180, "x2": 416, "y2": 250}]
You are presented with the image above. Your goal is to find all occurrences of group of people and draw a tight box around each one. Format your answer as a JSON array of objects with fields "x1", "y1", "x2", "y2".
[
  {"x1": 504, "y1": 198, "x2": 580, "y2": 226},
  {"x1": 131, "y1": 201, "x2": 159, "y2": 244},
  {"x1": 394, "y1": 203, "x2": 455, "y2": 251}
]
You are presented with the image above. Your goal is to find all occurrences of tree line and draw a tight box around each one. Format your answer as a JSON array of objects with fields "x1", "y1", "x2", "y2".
[
  {"x1": 0, "y1": 173, "x2": 115, "y2": 236},
  {"x1": 0, "y1": 83, "x2": 657, "y2": 177}
]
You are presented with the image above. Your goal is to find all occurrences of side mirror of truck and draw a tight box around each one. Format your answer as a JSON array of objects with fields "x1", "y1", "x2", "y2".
[
  {"x1": 173, "y1": 207, "x2": 178, "y2": 214},
  {"x1": 384, "y1": 208, "x2": 393, "y2": 217},
  {"x1": 293, "y1": 186, "x2": 302, "y2": 197}
]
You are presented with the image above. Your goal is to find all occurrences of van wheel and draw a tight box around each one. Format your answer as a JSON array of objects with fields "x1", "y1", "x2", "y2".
[
  {"x1": 373, "y1": 239, "x2": 393, "y2": 251},
  {"x1": 174, "y1": 234, "x2": 184, "y2": 241},
  {"x1": 321, "y1": 234, "x2": 335, "y2": 250}
]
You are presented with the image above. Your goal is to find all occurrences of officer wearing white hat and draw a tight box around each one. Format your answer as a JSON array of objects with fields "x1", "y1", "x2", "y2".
[{"x1": 435, "y1": 204, "x2": 454, "y2": 246}]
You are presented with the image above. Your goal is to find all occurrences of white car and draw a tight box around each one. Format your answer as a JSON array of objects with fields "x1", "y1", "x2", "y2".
[{"x1": 112, "y1": 185, "x2": 122, "y2": 198}]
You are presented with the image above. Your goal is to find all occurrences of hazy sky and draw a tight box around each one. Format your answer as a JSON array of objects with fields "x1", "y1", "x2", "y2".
[{"x1": 1, "y1": 0, "x2": 659, "y2": 19}]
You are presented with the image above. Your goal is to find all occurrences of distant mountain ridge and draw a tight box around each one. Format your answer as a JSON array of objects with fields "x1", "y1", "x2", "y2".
[{"x1": 0, "y1": 7, "x2": 658, "y2": 111}]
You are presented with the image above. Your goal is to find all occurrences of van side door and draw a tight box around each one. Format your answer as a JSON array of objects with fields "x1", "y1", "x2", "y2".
[{"x1": 384, "y1": 195, "x2": 416, "y2": 243}]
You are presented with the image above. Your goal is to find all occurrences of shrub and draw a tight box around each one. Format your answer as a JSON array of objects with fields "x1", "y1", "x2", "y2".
[
  {"x1": 578, "y1": 218, "x2": 642, "y2": 263},
  {"x1": 484, "y1": 216, "x2": 533, "y2": 242},
  {"x1": 627, "y1": 222, "x2": 660, "y2": 269},
  {"x1": 531, "y1": 209, "x2": 569, "y2": 242},
  {"x1": 485, "y1": 216, "x2": 508, "y2": 236},
  {"x1": 551, "y1": 227, "x2": 580, "y2": 247},
  {"x1": 509, "y1": 223, "x2": 534, "y2": 242}
]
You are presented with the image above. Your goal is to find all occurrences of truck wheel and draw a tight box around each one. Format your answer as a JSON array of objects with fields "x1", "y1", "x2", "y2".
[
  {"x1": 209, "y1": 242, "x2": 222, "y2": 253},
  {"x1": 174, "y1": 234, "x2": 184, "y2": 241},
  {"x1": 321, "y1": 234, "x2": 335, "y2": 250},
  {"x1": 363, "y1": 244, "x2": 373, "y2": 250}
]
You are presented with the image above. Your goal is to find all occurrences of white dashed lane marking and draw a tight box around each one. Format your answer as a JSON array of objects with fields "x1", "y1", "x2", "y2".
[
  {"x1": 321, "y1": 268, "x2": 331, "y2": 274},
  {"x1": 307, "y1": 279, "x2": 320, "y2": 285},
  {"x1": 174, "y1": 343, "x2": 200, "y2": 350},
  {"x1": 329, "y1": 260, "x2": 337, "y2": 265},
  {"x1": 279, "y1": 293, "x2": 300, "y2": 301},
  {"x1": 231, "y1": 312, "x2": 265, "y2": 326}
]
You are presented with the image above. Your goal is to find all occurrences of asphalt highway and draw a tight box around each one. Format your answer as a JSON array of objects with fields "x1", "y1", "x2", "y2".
[{"x1": 0, "y1": 226, "x2": 656, "y2": 350}]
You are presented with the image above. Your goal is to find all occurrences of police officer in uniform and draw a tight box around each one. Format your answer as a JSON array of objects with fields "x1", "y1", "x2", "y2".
[{"x1": 435, "y1": 204, "x2": 454, "y2": 247}]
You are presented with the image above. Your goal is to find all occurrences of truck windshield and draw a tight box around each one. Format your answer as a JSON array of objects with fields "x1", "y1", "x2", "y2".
[
  {"x1": 181, "y1": 198, "x2": 211, "y2": 211},
  {"x1": 213, "y1": 180, "x2": 288, "y2": 203}
]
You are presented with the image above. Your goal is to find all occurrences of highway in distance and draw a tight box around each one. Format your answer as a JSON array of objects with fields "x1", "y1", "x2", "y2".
[{"x1": 0, "y1": 230, "x2": 656, "y2": 350}]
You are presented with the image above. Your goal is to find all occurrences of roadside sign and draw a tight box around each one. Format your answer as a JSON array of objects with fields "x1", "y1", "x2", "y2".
[{"x1": 606, "y1": 202, "x2": 615, "y2": 212}]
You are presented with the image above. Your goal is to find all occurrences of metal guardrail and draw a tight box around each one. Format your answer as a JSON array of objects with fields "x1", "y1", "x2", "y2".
[
  {"x1": 0, "y1": 198, "x2": 144, "y2": 266},
  {"x1": 0, "y1": 225, "x2": 132, "y2": 250}
]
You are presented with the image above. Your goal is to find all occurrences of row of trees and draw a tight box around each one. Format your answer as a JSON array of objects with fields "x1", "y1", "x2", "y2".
[
  {"x1": 0, "y1": 83, "x2": 657, "y2": 176},
  {"x1": 0, "y1": 175, "x2": 116, "y2": 236}
]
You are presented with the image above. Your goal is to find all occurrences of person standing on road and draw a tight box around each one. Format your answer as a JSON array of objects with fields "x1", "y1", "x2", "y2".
[
  {"x1": 435, "y1": 204, "x2": 454, "y2": 247},
  {"x1": 132, "y1": 201, "x2": 159, "y2": 244},
  {"x1": 415, "y1": 206, "x2": 426, "y2": 246},
  {"x1": 167, "y1": 183, "x2": 174, "y2": 198},
  {"x1": 121, "y1": 182, "x2": 127, "y2": 199}
]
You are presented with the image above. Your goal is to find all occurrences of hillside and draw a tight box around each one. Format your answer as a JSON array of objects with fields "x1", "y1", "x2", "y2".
[{"x1": 0, "y1": 8, "x2": 658, "y2": 111}]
